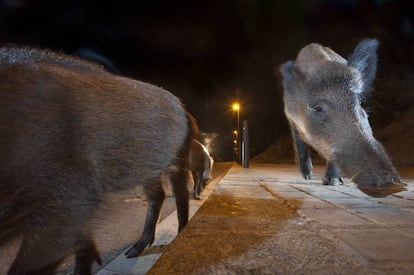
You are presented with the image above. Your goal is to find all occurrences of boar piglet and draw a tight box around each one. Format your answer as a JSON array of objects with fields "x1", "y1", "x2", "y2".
[
  {"x1": 0, "y1": 46, "x2": 198, "y2": 274},
  {"x1": 280, "y1": 39, "x2": 406, "y2": 197},
  {"x1": 189, "y1": 139, "x2": 214, "y2": 200}
]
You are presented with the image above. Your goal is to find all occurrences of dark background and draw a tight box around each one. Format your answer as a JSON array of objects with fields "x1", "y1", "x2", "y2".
[{"x1": 1, "y1": 0, "x2": 413, "y2": 162}]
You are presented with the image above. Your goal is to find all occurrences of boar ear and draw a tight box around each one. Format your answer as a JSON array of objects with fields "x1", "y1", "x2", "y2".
[
  {"x1": 348, "y1": 39, "x2": 379, "y2": 94},
  {"x1": 280, "y1": 60, "x2": 301, "y2": 82},
  {"x1": 280, "y1": 61, "x2": 305, "y2": 95}
]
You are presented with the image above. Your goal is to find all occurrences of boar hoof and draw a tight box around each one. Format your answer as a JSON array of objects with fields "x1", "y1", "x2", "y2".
[
  {"x1": 299, "y1": 161, "x2": 312, "y2": 180},
  {"x1": 125, "y1": 240, "x2": 151, "y2": 258},
  {"x1": 125, "y1": 246, "x2": 141, "y2": 258},
  {"x1": 322, "y1": 177, "x2": 344, "y2": 186},
  {"x1": 194, "y1": 193, "x2": 201, "y2": 200}
]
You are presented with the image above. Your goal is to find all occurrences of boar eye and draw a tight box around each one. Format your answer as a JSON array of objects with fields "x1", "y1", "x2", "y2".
[
  {"x1": 313, "y1": 106, "x2": 323, "y2": 112},
  {"x1": 308, "y1": 104, "x2": 324, "y2": 112}
]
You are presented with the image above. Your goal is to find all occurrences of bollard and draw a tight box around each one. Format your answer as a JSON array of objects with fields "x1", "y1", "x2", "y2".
[{"x1": 242, "y1": 120, "x2": 249, "y2": 168}]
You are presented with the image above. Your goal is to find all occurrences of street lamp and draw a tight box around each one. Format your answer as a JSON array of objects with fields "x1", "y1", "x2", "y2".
[
  {"x1": 232, "y1": 103, "x2": 240, "y2": 135},
  {"x1": 232, "y1": 103, "x2": 240, "y2": 163}
]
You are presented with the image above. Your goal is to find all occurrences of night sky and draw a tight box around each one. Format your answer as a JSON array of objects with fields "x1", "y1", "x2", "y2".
[{"x1": 1, "y1": 0, "x2": 413, "y2": 161}]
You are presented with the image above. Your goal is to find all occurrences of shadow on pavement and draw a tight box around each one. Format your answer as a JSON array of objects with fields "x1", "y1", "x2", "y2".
[{"x1": 149, "y1": 194, "x2": 301, "y2": 274}]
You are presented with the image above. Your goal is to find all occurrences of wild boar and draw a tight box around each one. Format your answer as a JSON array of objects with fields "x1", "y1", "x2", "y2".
[
  {"x1": 189, "y1": 139, "x2": 213, "y2": 200},
  {"x1": 280, "y1": 39, "x2": 406, "y2": 197},
  {"x1": 0, "y1": 46, "x2": 198, "y2": 274}
]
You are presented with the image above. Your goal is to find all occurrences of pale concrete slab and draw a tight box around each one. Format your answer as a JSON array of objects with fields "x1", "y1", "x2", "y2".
[
  {"x1": 352, "y1": 207, "x2": 414, "y2": 227},
  {"x1": 331, "y1": 228, "x2": 414, "y2": 262},
  {"x1": 149, "y1": 163, "x2": 414, "y2": 274},
  {"x1": 299, "y1": 209, "x2": 373, "y2": 228},
  {"x1": 376, "y1": 196, "x2": 414, "y2": 208}
]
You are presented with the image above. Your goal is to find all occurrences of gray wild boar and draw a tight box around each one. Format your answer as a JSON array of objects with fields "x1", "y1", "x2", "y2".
[
  {"x1": 0, "y1": 46, "x2": 198, "y2": 274},
  {"x1": 189, "y1": 139, "x2": 214, "y2": 200},
  {"x1": 280, "y1": 38, "x2": 406, "y2": 197}
]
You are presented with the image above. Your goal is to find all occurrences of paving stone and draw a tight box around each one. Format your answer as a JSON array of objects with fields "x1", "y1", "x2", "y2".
[
  {"x1": 331, "y1": 228, "x2": 414, "y2": 262},
  {"x1": 324, "y1": 197, "x2": 387, "y2": 209},
  {"x1": 300, "y1": 209, "x2": 373, "y2": 228},
  {"x1": 269, "y1": 190, "x2": 311, "y2": 200},
  {"x1": 304, "y1": 190, "x2": 356, "y2": 200},
  {"x1": 352, "y1": 207, "x2": 414, "y2": 227},
  {"x1": 374, "y1": 196, "x2": 414, "y2": 209},
  {"x1": 295, "y1": 198, "x2": 339, "y2": 210},
  {"x1": 393, "y1": 190, "x2": 414, "y2": 200},
  {"x1": 219, "y1": 178, "x2": 258, "y2": 186},
  {"x1": 259, "y1": 182, "x2": 299, "y2": 192},
  {"x1": 218, "y1": 186, "x2": 275, "y2": 200}
]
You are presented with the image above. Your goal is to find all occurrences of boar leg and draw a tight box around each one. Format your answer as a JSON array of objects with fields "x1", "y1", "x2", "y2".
[
  {"x1": 322, "y1": 161, "x2": 344, "y2": 186},
  {"x1": 201, "y1": 178, "x2": 208, "y2": 190},
  {"x1": 193, "y1": 170, "x2": 202, "y2": 200},
  {"x1": 8, "y1": 221, "x2": 80, "y2": 275},
  {"x1": 73, "y1": 232, "x2": 102, "y2": 275},
  {"x1": 290, "y1": 124, "x2": 313, "y2": 179},
  {"x1": 125, "y1": 182, "x2": 165, "y2": 258},
  {"x1": 170, "y1": 166, "x2": 190, "y2": 231}
]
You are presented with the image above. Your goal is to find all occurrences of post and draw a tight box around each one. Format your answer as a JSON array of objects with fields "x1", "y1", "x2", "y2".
[
  {"x1": 232, "y1": 103, "x2": 241, "y2": 164},
  {"x1": 242, "y1": 120, "x2": 249, "y2": 168},
  {"x1": 236, "y1": 106, "x2": 240, "y2": 164}
]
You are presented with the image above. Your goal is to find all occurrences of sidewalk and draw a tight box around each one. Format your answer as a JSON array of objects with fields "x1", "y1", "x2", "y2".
[{"x1": 148, "y1": 163, "x2": 414, "y2": 274}]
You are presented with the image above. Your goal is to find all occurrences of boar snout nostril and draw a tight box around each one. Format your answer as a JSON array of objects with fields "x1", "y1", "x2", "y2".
[
  {"x1": 354, "y1": 170, "x2": 401, "y2": 185},
  {"x1": 387, "y1": 175, "x2": 401, "y2": 184}
]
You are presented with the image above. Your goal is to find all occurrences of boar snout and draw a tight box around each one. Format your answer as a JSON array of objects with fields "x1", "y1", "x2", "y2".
[{"x1": 353, "y1": 171, "x2": 406, "y2": 197}]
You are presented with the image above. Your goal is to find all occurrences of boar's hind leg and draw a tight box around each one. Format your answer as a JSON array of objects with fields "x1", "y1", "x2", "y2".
[
  {"x1": 170, "y1": 166, "x2": 190, "y2": 231},
  {"x1": 8, "y1": 222, "x2": 81, "y2": 275},
  {"x1": 125, "y1": 181, "x2": 165, "y2": 258},
  {"x1": 73, "y1": 232, "x2": 102, "y2": 275},
  {"x1": 290, "y1": 124, "x2": 312, "y2": 179},
  {"x1": 193, "y1": 170, "x2": 202, "y2": 200},
  {"x1": 322, "y1": 161, "x2": 344, "y2": 186}
]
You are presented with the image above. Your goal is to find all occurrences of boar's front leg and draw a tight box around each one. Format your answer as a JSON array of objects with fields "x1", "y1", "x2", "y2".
[
  {"x1": 290, "y1": 123, "x2": 313, "y2": 180},
  {"x1": 322, "y1": 160, "x2": 344, "y2": 186},
  {"x1": 125, "y1": 181, "x2": 165, "y2": 258}
]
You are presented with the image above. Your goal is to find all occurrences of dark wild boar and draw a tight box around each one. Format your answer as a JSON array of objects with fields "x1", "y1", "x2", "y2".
[
  {"x1": 280, "y1": 38, "x2": 406, "y2": 197},
  {"x1": 189, "y1": 139, "x2": 214, "y2": 200},
  {"x1": 0, "y1": 46, "x2": 198, "y2": 274}
]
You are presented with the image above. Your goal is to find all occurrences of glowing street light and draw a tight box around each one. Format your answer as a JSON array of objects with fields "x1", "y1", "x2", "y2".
[
  {"x1": 232, "y1": 102, "x2": 240, "y2": 135},
  {"x1": 232, "y1": 102, "x2": 241, "y2": 163},
  {"x1": 232, "y1": 103, "x2": 240, "y2": 111}
]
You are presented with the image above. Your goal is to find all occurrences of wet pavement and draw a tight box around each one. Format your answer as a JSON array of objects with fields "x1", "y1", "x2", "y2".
[{"x1": 147, "y1": 163, "x2": 414, "y2": 274}]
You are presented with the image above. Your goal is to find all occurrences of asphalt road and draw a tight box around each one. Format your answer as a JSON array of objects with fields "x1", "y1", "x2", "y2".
[{"x1": 0, "y1": 162, "x2": 232, "y2": 274}]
